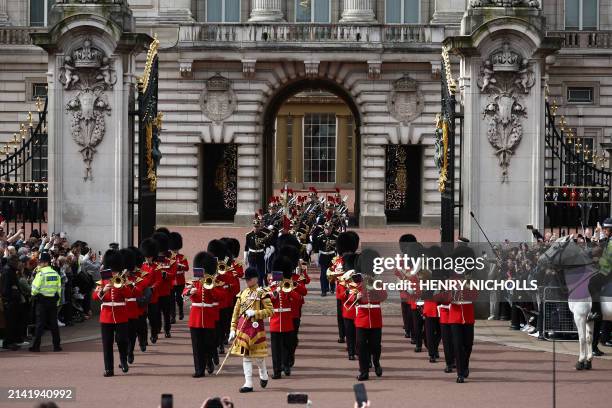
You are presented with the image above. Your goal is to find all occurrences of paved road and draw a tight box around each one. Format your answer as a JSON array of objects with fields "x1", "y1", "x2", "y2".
[{"x1": 2, "y1": 309, "x2": 611, "y2": 408}]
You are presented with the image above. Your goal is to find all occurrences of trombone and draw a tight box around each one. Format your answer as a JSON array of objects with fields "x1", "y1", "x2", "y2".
[{"x1": 343, "y1": 282, "x2": 361, "y2": 310}]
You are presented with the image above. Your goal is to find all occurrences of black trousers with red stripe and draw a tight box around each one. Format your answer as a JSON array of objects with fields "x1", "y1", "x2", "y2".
[
  {"x1": 271, "y1": 331, "x2": 294, "y2": 374},
  {"x1": 401, "y1": 302, "x2": 412, "y2": 338},
  {"x1": 356, "y1": 327, "x2": 382, "y2": 374},
  {"x1": 450, "y1": 324, "x2": 474, "y2": 378},
  {"x1": 101, "y1": 322, "x2": 128, "y2": 372},
  {"x1": 343, "y1": 317, "x2": 357, "y2": 357},
  {"x1": 440, "y1": 323, "x2": 454, "y2": 368},
  {"x1": 411, "y1": 308, "x2": 424, "y2": 348},
  {"x1": 425, "y1": 317, "x2": 441, "y2": 357},
  {"x1": 336, "y1": 299, "x2": 346, "y2": 340},
  {"x1": 190, "y1": 327, "x2": 215, "y2": 376}
]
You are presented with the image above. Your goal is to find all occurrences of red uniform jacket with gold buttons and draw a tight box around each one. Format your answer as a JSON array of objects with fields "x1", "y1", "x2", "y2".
[
  {"x1": 172, "y1": 252, "x2": 188, "y2": 286},
  {"x1": 447, "y1": 276, "x2": 478, "y2": 325},
  {"x1": 94, "y1": 279, "x2": 133, "y2": 324},
  {"x1": 291, "y1": 272, "x2": 308, "y2": 319},
  {"x1": 125, "y1": 274, "x2": 143, "y2": 320},
  {"x1": 141, "y1": 260, "x2": 161, "y2": 304},
  {"x1": 183, "y1": 280, "x2": 221, "y2": 329},
  {"x1": 157, "y1": 255, "x2": 176, "y2": 297},
  {"x1": 353, "y1": 284, "x2": 387, "y2": 329},
  {"x1": 269, "y1": 288, "x2": 302, "y2": 332},
  {"x1": 215, "y1": 272, "x2": 234, "y2": 309},
  {"x1": 341, "y1": 284, "x2": 357, "y2": 320}
]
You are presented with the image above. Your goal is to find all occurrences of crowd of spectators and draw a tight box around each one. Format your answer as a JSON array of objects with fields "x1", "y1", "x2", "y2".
[
  {"x1": 487, "y1": 226, "x2": 611, "y2": 352},
  {"x1": 0, "y1": 222, "x2": 103, "y2": 351}
]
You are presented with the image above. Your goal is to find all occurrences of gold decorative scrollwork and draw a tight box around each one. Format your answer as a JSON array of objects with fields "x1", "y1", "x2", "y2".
[
  {"x1": 138, "y1": 34, "x2": 159, "y2": 93},
  {"x1": 441, "y1": 46, "x2": 457, "y2": 95},
  {"x1": 435, "y1": 115, "x2": 449, "y2": 193}
]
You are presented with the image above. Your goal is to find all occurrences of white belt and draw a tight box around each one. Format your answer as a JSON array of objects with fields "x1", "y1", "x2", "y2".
[
  {"x1": 273, "y1": 308, "x2": 291, "y2": 313},
  {"x1": 320, "y1": 251, "x2": 335, "y2": 255},
  {"x1": 176, "y1": 271, "x2": 185, "y2": 275},
  {"x1": 102, "y1": 302, "x2": 126, "y2": 307},
  {"x1": 416, "y1": 301, "x2": 424, "y2": 306},
  {"x1": 191, "y1": 303, "x2": 215, "y2": 307},
  {"x1": 356, "y1": 304, "x2": 380, "y2": 309},
  {"x1": 222, "y1": 284, "x2": 229, "y2": 288},
  {"x1": 452, "y1": 301, "x2": 473, "y2": 305},
  {"x1": 249, "y1": 249, "x2": 264, "y2": 253},
  {"x1": 213, "y1": 302, "x2": 219, "y2": 306},
  {"x1": 126, "y1": 298, "x2": 137, "y2": 302},
  {"x1": 437, "y1": 304, "x2": 451, "y2": 312}
]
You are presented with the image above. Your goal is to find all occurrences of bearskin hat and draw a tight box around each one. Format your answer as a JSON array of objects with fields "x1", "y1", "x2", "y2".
[
  {"x1": 343, "y1": 252, "x2": 359, "y2": 271},
  {"x1": 152, "y1": 232, "x2": 169, "y2": 253},
  {"x1": 346, "y1": 231, "x2": 360, "y2": 250},
  {"x1": 221, "y1": 237, "x2": 240, "y2": 259},
  {"x1": 355, "y1": 248, "x2": 380, "y2": 278},
  {"x1": 207, "y1": 239, "x2": 228, "y2": 260},
  {"x1": 103, "y1": 249, "x2": 124, "y2": 272},
  {"x1": 119, "y1": 248, "x2": 136, "y2": 272},
  {"x1": 272, "y1": 256, "x2": 293, "y2": 279},
  {"x1": 169, "y1": 232, "x2": 183, "y2": 251},
  {"x1": 278, "y1": 245, "x2": 300, "y2": 270},
  {"x1": 193, "y1": 251, "x2": 217, "y2": 276},
  {"x1": 128, "y1": 246, "x2": 144, "y2": 266},
  {"x1": 155, "y1": 227, "x2": 171, "y2": 236},
  {"x1": 276, "y1": 233, "x2": 301, "y2": 251},
  {"x1": 336, "y1": 231, "x2": 357, "y2": 255},
  {"x1": 140, "y1": 238, "x2": 159, "y2": 258}
]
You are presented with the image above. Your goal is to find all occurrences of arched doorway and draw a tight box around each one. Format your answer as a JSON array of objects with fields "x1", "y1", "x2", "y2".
[{"x1": 261, "y1": 78, "x2": 362, "y2": 224}]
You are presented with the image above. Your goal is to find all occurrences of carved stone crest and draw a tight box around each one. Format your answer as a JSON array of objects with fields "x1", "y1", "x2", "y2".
[
  {"x1": 470, "y1": 0, "x2": 539, "y2": 7},
  {"x1": 387, "y1": 76, "x2": 424, "y2": 124},
  {"x1": 200, "y1": 74, "x2": 236, "y2": 123},
  {"x1": 60, "y1": 38, "x2": 115, "y2": 181},
  {"x1": 477, "y1": 42, "x2": 534, "y2": 182}
]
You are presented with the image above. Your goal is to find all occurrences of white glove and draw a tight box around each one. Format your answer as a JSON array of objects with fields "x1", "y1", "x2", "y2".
[
  {"x1": 245, "y1": 309, "x2": 256, "y2": 318},
  {"x1": 306, "y1": 243, "x2": 313, "y2": 255},
  {"x1": 228, "y1": 330, "x2": 236, "y2": 342}
]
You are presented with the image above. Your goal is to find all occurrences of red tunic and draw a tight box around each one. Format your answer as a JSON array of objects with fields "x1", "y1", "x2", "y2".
[
  {"x1": 422, "y1": 300, "x2": 439, "y2": 318},
  {"x1": 215, "y1": 272, "x2": 234, "y2": 309},
  {"x1": 183, "y1": 281, "x2": 220, "y2": 329},
  {"x1": 172, "y1": 252, "x2": 188, "y2": 286},
  {"x1": 341, "y1": 285, "x2": 357, "y2": 320},
  {"x1": 94, "y1": 279, "x2": 133, "y2": 324},
  {"x1": 447, "y1": 277, "x2": 478, "y2": 325},
  {"x1": 354, "y1": 284, "x2": 387, "y2": 329},
  {"x1": 291, "y1": 272, "x2": 308, "y2": 319},
  {"x1": 141, "y1": 260, "x2": 161, "y2": 304},
  {"x1": 135, "y1": 269, "x2": 149, "y2": 316},
  {"x1": 157, "y1": 255, "x2": 176, "y2": 297},
  {"x1": 125, "y1": 274, "x2": 143, "y2": 320},
  {"x1": 269, "y1": 288, "x2": 302, "y2": 332}
]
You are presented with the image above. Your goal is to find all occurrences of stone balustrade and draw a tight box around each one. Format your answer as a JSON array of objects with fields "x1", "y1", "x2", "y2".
[
  {"x1": 548, "y1": 31, "x2": 612, "y2": 49},
  {"x1": 0, "y1": 27, "x2": 42, "y2": 45},
  {"x1": 178, "y1": 23, "x2": 446, "y2": 45}
]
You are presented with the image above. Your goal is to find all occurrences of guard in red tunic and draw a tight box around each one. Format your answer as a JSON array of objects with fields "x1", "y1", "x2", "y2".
[
  {"x1": 268, "y1": 257, "x2": 302, "y2": 379},
  {"x1": 119, "y1": 248, "x2": 143, "y2": 365},
  {"x1": 129, "y1": 247, "x2": 150, "y2": 353},
  {"x1": 437, "y1": 294, "x2": 455, "y2": 373},
  {"x1": 208, "y1": 239, "x2": 234, "y2": 357},
  {"x1": 152, "y1": 232, "x2": 176, "y2": 338},
  {"x1": 398, "y1": 234, "x2": 418, "y2": 340},
  {"x1": 93, "y1": 250, "x2": 133, "y2": 377},
  {"x1": 340, "y1": 253, "x2": 359, "y2": 360},
  {"x1": 333, "y1": 232, "x2": 359, "y2": 345},
  {"x1": 184, "y1": 252, "x2": 220, "y2": 378},
  {"x1": 423, "y1": 246, "x2": 445, "y2": 363},
  {"x1": 351, "y1": 249, "x2": 388, "y2": 381},
  {"x1": 169, "y1": 232, "x2": 188, "y2": 322},
  {"x1": 140, "y1": 238, "x2": 162, "y2": 344}
]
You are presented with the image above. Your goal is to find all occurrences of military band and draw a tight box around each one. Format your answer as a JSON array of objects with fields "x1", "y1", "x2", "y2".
[{"x1": 88, "y1": 187, "x2": 486, "y2": 390}]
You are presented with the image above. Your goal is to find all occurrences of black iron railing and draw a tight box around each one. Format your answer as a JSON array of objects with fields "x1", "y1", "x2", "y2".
[
  {"x1": 544, "y1": 101, "x2": 611, "y2": 234},
  {"x1": 0, "y1": 97, "x2": 48, "y2": 236}
]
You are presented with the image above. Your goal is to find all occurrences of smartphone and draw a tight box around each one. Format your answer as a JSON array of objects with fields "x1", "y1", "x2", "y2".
[
  {"x1": 161, "y1": 394, "x2": 173, "y2": 408},
  {"x1": 287, "y1": 393, "x2": 309, "y2": 404},
  {"x1": 526, "y1": 224, "x2": 533, "y2": 230},
  {"x1": 354, "y1": 383, "x2": 368, "y2": 407}
]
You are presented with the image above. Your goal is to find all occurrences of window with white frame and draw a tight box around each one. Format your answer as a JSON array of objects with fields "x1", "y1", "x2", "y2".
[
  {"x1": 303, "y1": 113, "x2": 336, "y2": 183},
  {"x1": 296, "y1": 0, "x2": 330, "y2": 23},
  {"x1": 565, "y1": 0, "x2": 598, "y2": 30},
  {"x1": 30, "y1": 0, "x2": 55, "y2": 27},
  {"x1": 206, "y1": 0, "x2": 240, "y2": 22},
  {"x1": 386, "y1": 0, "x2": 420, "y2": 24}
]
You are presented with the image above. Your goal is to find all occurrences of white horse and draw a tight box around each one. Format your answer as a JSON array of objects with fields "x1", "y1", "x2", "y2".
[{"x1": 539, "y1": 236, "x2": 612, "y2": 370}]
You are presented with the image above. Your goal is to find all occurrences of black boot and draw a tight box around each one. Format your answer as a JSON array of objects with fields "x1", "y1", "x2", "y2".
[
  {"x1": 374, "y1": 364, "x2": 383, "y2": 377},
  {"x1": 271, "y1": 372, "x2": 282, "y2": 379},
  {"x1": 239, "y1": 387, "x2": 253, "y2": 393},
  {"x1": 104, "y1": 370, "x2": 114, "y2": 377},
  {"x1": 357, "y1": 372, "x2": 369, "y2": 381},
  {"x1": 128, "y1": 353, "x2": 134, "y2": 364}
]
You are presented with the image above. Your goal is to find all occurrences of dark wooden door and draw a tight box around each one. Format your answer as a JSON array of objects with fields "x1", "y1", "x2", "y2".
[
  {"x1": 200, "y1": 143, "x2": 237, "y2": 221},
  {"x1": 384, "y1": 145, "x2": 422, "y2": 223}
]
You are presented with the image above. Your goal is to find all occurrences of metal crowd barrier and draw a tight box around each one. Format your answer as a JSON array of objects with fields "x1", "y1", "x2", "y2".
[{"x1": 542, "y1": 286, "x2": 577, "y2": 340}]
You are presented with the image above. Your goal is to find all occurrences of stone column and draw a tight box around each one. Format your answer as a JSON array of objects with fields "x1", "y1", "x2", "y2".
[
  {"x1": 292, "y1": 114, "x2": 304, "y2": 183},
  {"x1": 447, "y1": 5, "x2": 560, "y2": 241},
  {"x1": 32, "y1": 1, "x2": 149, "y2": 250},
  {"x1": 340, "y1": 0, "x2": 376, "y2": 23},
  {"x1": 249, "y1": 0, "x2": 285, "y2": 22},
  {"x1": 0, "y1": 0, "x2": 9, "y2": 26}
]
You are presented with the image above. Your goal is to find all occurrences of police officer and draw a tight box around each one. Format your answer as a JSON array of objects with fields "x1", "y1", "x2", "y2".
[{"x1": 29, "y1": 252, "x2": 62, "y2": 352}]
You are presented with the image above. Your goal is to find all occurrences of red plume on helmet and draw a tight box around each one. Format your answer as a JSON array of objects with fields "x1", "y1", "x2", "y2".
[
  {"x1": 282, "y1": 215, "x2": 291, "y2": 232},
  {"x1": 335, "y1": 187, "x2": 340, "y2": 193}
]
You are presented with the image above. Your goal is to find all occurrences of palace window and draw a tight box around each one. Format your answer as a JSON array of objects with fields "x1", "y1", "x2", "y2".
[
  {"x1": 567, "y1": 86, "x2": 594, "y2": 104},
  {"x1": 206, "y1": 0, "x2": 240, "y2": 22},
  {"x1": 565, "y1": 0, "x2": 598, "y2": 30},
  {"x1": 346, "y1": 116, "x2": 354, "y2": 183},
  {"x1": 385, "y1": 0, "x2": 420, "y2": 24},
  {"x1": 286, "y1": 116, "x2": 293, "y2": 182},
  {"x1": 303, "y1": 113, "x2": 336, "y2": 183},
  {"x1": 30, "y1": 0, "x2": 55, "y2": 27},
  {"x1": 296, "y1": 0, "x2": 330, "y2": 23},
  {"x1": 32, "y1": 139, "x2": 48, "y2": 182}
]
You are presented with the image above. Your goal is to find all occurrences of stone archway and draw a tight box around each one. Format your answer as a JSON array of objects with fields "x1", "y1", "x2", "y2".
[{"x1": 260, "y1": 77, "x2": 363, "y2": 223}]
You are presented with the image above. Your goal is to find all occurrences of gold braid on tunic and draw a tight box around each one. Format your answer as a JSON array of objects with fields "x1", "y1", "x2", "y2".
[{"x1": 230, "y1": 287, "x2": 273, "y2": 357}]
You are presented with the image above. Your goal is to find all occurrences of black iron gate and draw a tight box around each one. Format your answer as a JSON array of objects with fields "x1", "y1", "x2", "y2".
[
  {"x1": 0, "y1": 97, "x2": 48, "y2": 236},
  {"x1": 544, "y1": 99, "x2": 610, "y2": 235},
  {"x1": 438, "y1": 48, "x2": 461, "y2": 243},
  {"x1": 130, "y1": 36, "x2": 161, "y2": 245}
]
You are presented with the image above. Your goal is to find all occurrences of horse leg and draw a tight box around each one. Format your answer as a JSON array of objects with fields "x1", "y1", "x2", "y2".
[
  {"x1": 585, "y1": 319, "x2": 594, "y2": 369},
  {"x1": 575, "y1": 314, "x2": 586, "y2": 370}
]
